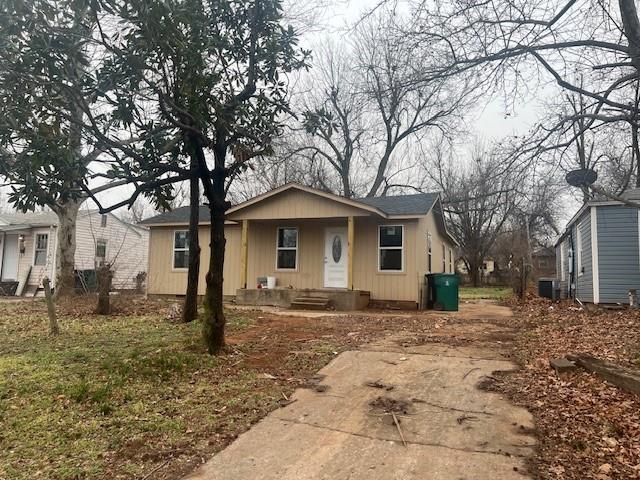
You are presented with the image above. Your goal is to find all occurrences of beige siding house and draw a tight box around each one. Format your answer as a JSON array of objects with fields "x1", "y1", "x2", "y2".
[
  {"x1": 0, "y1": 210, "x2": 148, "y2": 295},
  {"x1": 143, "y1": 184, "x2": 457, "y2": 309}
]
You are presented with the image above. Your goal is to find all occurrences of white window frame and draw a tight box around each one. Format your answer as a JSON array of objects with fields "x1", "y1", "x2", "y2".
[
  {"x1": 427, "y1": 232, "x2": 433, "y2": 273},
  {"x1": 449, "y1": 248, "x2": 454, "y2": 273},
  {"x1": 560, "y1": 243, "x2": 566, "y2": 281},
  {"x1": 276, "y1": 227, "x2": 298, "y2": 271},
  {"x1": 576, "y1": 226, "x2": 583, "y2": 277},
  {"x1": 378, "y1": 225, "x2": 404, "y2": 273},
  {"x1": 33, "y1": 233, "x2": 49, "y2": 266},
  {"x1": 442, "y1": 243, "x2": 447, "y2": 272},
  {"x1": 172, "y1": 229, "x2": 189, "y2": 270}
]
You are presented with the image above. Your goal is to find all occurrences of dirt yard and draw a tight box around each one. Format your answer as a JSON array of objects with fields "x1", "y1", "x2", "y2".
[
  {"x1": 0, "y1": 295, "x2": 442, "y2": 480},
  {"x1": 2, "y1": 294, "x2": 639, "y2": 479}
]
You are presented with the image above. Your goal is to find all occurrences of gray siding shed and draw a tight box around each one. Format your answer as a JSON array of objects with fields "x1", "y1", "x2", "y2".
[
  {"x1": 596, "y1": 205, "x2": 640, "y2": 304},
  {"x1": 575, "y1": 213, "x2": 593, "y2": 302}
]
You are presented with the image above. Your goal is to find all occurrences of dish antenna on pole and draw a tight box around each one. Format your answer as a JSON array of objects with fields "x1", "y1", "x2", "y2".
[{"x1": 565, "y1": 169, "x2": 597, "y2": 187}]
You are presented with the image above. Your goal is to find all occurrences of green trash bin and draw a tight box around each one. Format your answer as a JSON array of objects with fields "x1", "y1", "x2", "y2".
[{"x1": 427, "y1": 273, "x2": 459, "y2": 311}]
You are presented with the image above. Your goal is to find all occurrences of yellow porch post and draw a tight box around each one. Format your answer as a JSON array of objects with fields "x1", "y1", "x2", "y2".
[
  {"x1": 347, "y1": 216, "x2": 354, "y2": 290},
  {"x1": 240, "y1": 219, "x2": 249, "y2": 289}
]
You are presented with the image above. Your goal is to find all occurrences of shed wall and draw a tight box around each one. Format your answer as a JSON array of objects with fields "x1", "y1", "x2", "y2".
[{"x1": 596, "y1": 205, "x2": 640, "y2": 303}]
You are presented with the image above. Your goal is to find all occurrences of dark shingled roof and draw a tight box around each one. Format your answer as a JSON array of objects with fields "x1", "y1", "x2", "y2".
[
  {"x1": 354, "y1": 192, "x2": 439, "y2": 215},
  {"x1": 140, "y1": 206, "x2": 211, "y2": 225},
  {"x1": 141, "y1": 190, "x2": 440, "y2": 224}
]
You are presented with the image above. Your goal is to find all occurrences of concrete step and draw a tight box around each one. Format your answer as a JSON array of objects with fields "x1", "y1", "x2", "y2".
[
  {"x1": 290, "y1": 297, "x2": 331, "y2": 310},
  {"x1": 295, "y1": 296, "x2": 330, "y2": 303}
]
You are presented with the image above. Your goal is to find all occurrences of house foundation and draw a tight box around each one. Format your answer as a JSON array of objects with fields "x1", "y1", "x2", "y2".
[{"x1": 235, "y1": 288, "x2": 370, "y2": 311}]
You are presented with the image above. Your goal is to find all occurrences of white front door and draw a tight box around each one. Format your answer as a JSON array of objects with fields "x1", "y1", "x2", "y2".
[
  {"x1": 1, "y1": 234, "x2": 19, "y2": 281},
  {"x1": 324, "y1": 227, "x2": 348, "y2": 288}
]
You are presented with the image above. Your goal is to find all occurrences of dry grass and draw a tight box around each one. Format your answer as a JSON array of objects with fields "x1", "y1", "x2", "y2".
[{"x1": 0, "y1": 296, "x2": 439, "y2": 480}]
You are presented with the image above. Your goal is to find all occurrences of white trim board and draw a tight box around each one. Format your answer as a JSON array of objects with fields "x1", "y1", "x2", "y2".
[{"x1": 591, "y1": 207, "x2": 600, "y2": 304}]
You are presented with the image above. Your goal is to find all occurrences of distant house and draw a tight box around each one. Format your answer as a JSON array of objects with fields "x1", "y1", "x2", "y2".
[
  {"x1": 141, "y1": 183, "x2": 458, "y2": 309},
  {"x1": 0, "y1": 210, "x2": 149, "y2": 295},
  {"x1": 456, "y1": 258, "x2": 496, "y2": 283},
  {"x1": 555, "y1": 189, "x2": 640, "y2": 304},
  {"x1": 532, "y1": 247, "x2": 556, "y2": 278}
]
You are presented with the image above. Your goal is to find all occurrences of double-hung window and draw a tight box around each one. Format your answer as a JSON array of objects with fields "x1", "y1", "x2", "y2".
[
  {"x1": 276, "y1": 227, "x2": 298, "y2": 270},
  {"x1": 442, "y1": 244, "x2": 446, "y2": 272},
  {"x1": 379, "y1": 225, "x2": 403, "y2": 271},
  {"x1": 449, "y1": 249, "x2": 453, "y2": 273},
  {"x1": 173, "y1": 230, "x2": 189, "y2": 269},
  {"x1": 34, "y1": 233, "x2": 48, "y2": 266}
]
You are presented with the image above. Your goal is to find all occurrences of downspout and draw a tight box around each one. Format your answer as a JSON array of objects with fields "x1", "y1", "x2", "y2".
[
  {"x1": 568, "y1": 230, "x2": 575, "y2": 300},
  {"x1": 0, "y1": 232, "x2": 5, "y2": 279}
]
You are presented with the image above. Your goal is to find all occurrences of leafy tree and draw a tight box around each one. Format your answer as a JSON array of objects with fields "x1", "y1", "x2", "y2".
[
  {"x1": 93, "y1": 0, "x2": 309, "y2": 353},
  {"x1": 0, "y1": 0, "x2": 169, "y2": 297}
]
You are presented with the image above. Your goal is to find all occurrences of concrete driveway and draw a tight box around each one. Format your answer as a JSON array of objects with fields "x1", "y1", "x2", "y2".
[{"x1": 185, "y1": 305, "x2": 535, "y2": 480}]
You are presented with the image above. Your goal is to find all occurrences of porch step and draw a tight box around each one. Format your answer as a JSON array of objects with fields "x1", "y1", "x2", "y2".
[{"x1": 290, "y1": 296, "x2": 331, "y2": 310}]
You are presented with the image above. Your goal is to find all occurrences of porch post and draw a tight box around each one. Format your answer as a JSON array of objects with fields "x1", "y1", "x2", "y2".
[
  {"x1": 240, "y1": 219, "x2": 249, "y2": 289},
  {"x1": 347, "y1": 216, "x2": 354, "y2": 290}
]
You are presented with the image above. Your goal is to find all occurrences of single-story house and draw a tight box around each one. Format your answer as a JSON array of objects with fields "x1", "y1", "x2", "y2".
[
  {"x1": 555, "y1": 188, "x2": 640, "y2": 304},
  {"x1": 0, "y1": 209, "x2": 149, "y2": 296},
  {"x1": 141, "y1": 183, "x2": 458, "y2": 309}
]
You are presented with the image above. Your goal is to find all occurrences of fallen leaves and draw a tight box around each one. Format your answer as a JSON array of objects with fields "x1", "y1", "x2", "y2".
[{"x1": 498, "y1": 298, "x2": 640, "y2": 479}]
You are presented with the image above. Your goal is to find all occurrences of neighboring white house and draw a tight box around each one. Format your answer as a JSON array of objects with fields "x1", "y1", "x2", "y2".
[{"x1": 0, "y1": 209, "x2": 149, "y2": 295}]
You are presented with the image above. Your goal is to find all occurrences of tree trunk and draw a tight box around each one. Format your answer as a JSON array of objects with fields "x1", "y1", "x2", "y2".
[
  {"x1": 183, "y1": 156, "x2": 201, "y2": 322},
  {"x1": 96, "y1": 265, "x2": 112, "y2": 315},
  {"x1": 52, "y1": 198, "x2": 83, "y2": 299},
  {"x1": 469, "y1": 257, "x2": 481, "y2": 287},
  {"x1": 197, "y1": 139, "x2": 227, "y2": 355}
]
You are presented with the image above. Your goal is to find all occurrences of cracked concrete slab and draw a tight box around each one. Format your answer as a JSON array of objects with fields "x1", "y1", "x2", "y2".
[{"x1": 184, "y1": 343, "x2": 535, "y2": 480}]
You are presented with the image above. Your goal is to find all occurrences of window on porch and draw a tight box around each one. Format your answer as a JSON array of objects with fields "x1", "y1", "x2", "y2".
[
  {"x1": 34, "y1": 233, "x2": 48, "y2": 266},
  {"x1": 379, "y1": 225, "x2": 403, "y2": 271},
  {"x1": 276, "y1": 227, "x2": 297, "y2": 269}
]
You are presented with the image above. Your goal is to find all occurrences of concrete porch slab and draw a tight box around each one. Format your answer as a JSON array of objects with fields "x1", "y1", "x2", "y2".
[
  {"x1": 235, "y1": 288, "x2": 370, "y2": 311},
  {"x1": 183, "y1": 345, "x2": 535, "y2": 480}
]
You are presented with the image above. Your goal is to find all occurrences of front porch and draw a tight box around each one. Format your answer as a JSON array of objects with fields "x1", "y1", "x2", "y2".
[{"x1": 235, "y1": 288, "x2": 370, "y2": 311}]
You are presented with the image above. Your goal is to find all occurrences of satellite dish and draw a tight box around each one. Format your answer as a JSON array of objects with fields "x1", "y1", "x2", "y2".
[{"x1": 566, "y1": 169, "x2": 598, "y2": 187}]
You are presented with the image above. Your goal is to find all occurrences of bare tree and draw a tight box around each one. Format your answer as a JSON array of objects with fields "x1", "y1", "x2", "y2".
[
  {"x1": 427, "y1": 142, "x2": 517, "y2": 287},
  {"x1": 280, "y1": 10, "x2": 476, "y2": 198},
  {"x1": 402, "y1": 0, "x2": 640, "y2": 194}
]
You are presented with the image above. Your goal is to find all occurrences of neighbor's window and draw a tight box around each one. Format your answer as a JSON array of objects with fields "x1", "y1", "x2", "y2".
[
  {"x1": 560, "y1": 243, "x2": 566, "y2": 281},
  {"x1": 427, "y1": 233, "x2": 432, "y2": 272},
  {"x1": 449, "y1": 249, "x2": 453, "y2": 273},
  {"x1": 173, "y1": 230, "x2": 189, "y2": 269},
  {"x1": 277, "y1": 227, "x2": 298, "y2": 269},
  {"x1": 101, "y1": 214, "x2": 107, "y2": 227},
  {"x1": 34, "y1": 233, "x2": 48, "y2": 266},
  {"x1": 379, "y1": 225, "x2": 403, "y2": 271},
  {"x1": 442, "y1": 244, "x2": 446, "y2": 272},
  {"x1": 95, "y1": 239, "x2": 107, "y2": 260}
]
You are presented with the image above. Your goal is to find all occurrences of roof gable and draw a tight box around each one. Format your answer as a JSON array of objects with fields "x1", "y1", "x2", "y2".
[{"x1": 226, "y1": 184, "x2": 385, "y2": 220}]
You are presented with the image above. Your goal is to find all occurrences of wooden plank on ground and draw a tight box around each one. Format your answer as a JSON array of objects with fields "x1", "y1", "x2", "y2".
[{"x1": 567, "y1": 353, "x2": 640, "y2": 396}]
